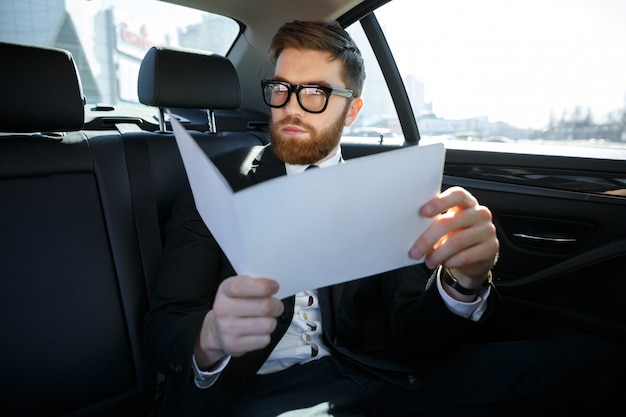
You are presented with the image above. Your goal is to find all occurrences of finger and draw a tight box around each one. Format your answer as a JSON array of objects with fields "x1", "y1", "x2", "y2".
[
  {"x1": 426, "y1": 222, "x2": 498, "y2": 269},
  {"x1": 217, "y1": 316, "x2": 278, "y2": 356},
  {"x1": 444, "y1": 239, "x2": 500, "y2": 273},
  {"x1": 214, "y1": 296, "x2": 284, "y2": 319},
  {"x1": 421, "y1": 186, "x2": 477, "y2": 218},
  {"x1": 218, "y1": 315, "x2": 279, "y2": 338},
  {"x1": 220, "y1": 276, "x2": 280, "y2": 298},
  {"x1": 410, "y1": 204, "x2": 483, "y2": 261}
]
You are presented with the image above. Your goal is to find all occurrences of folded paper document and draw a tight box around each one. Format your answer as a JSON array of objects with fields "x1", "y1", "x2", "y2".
[{"x1": 170, "y1": 112, "x2": 445, "y2": 299}]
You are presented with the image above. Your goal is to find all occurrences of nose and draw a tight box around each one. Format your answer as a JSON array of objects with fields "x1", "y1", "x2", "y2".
[{"x1": 282, "y1": 91, "x2": 304, "y2": 117}]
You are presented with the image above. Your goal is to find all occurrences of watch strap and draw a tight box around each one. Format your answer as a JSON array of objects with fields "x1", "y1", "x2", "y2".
[{"x1": 443, "y1": 268, "x2": 492, "y2": 296}]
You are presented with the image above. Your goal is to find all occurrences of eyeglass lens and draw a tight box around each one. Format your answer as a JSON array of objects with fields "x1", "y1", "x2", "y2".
[{"x1": 264, "y1": 82, "x2": 329, "y2": 113}]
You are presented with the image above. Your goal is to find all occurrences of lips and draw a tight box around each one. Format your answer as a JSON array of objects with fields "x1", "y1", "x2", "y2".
[{"x1": 282, "y1": 124, "x2": 308, "y2": 136}]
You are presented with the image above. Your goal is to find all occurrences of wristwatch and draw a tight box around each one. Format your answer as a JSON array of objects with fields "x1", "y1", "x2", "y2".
[{"x1": 442, "y1": 267, "x2": 492, "y2": 296}]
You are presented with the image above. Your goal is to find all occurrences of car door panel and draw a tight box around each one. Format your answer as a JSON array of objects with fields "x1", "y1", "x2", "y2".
[
  {"x1": 344, "y1": 141, "x2": 626, "y2": 342},
  {"x1": 444, "y1": 148, "x2": 626, "y2": 342}
]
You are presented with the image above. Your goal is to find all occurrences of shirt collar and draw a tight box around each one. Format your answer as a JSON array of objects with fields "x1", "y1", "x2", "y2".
[{"x1": 284, "y1": 146, "x2": 343, "y2": 176}]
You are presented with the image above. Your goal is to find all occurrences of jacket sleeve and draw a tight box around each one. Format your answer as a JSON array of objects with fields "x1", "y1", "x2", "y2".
[
  {"x1": 330, "y1": 263, "x2": 497, "y2": 370},
  {"x1": 142, "y1": 184, "x2": 234, "y2": 383},
  {"x1": 387, "y1": 264, "x2": 497, "y2": 356}
]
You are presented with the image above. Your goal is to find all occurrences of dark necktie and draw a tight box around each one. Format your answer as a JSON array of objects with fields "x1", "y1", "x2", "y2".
[{"x1": 306, "y1": 165, "x2": 319, "y2": 171}]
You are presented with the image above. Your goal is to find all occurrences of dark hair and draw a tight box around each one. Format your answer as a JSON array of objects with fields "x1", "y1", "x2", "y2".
[{"x1": 269, "y1": 20, "x2": 365, "y2": 97}]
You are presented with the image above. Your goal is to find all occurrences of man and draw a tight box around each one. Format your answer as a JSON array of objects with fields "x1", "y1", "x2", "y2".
[{"x1": 144, "y1": 21, "x2": 624, "y2": 416}]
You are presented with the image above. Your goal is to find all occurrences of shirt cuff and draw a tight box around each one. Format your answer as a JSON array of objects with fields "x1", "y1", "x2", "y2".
[
  {"x1": 436, "y1": 267, "x2": 490, "y2": 321},
  {"x1": 192, "y1": 354, "x2": 231, "y2": 389}
]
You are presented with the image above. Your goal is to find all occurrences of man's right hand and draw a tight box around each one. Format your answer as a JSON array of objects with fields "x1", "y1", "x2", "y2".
[{"x1": 194, "y1": 276, "x2": 284, "y2": 371}]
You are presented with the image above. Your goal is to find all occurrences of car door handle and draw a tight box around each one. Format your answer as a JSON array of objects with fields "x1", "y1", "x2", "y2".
[
  {"x1": 500, "y1": 216, "x2": 593, "y2": 253},
  {"x1": 512, "y1": 233, "x2": 577, "y2": 244}
]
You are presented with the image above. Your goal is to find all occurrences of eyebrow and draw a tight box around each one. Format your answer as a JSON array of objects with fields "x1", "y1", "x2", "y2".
[{"x1": 271, "y1": 77, "x2": 333, "y2": 88}]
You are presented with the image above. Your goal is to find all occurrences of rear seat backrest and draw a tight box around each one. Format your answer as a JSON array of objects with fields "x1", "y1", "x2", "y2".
[
  {"x1": 0, "y1": 42, "x2": 85, "y2": 133},
  {"x1": 138, "y1": 46, "x2": 241, "y2": 133},
  {"x1": 131, "y1": 46, "x2": 269, "y2": 240},
  {"x1": 0, "y1": 42, "x2": 155, "y2": 416}
]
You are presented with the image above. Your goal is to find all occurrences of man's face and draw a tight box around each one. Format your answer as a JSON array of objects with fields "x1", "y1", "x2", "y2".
[{"x1": 269, "y1": 48, "x2": 363, "y2": 165}]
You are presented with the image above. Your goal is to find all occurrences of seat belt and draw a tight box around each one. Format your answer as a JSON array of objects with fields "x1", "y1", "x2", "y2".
[{"x1": 119, "y1": 127, "x2": 162, "y2": 298}]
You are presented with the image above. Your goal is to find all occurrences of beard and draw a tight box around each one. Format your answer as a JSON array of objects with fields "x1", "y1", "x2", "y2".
[{"x1": 270, "y1": 107, "x2": 348, "y2": 165}]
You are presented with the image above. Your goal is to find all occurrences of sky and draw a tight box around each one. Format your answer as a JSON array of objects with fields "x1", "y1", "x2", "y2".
[
  {"x1": 64, "y1": 0, "x2": 626, "y2": 130},
  {"x1": 376, "y1": 0, "x2": 626, "y2": 128}
]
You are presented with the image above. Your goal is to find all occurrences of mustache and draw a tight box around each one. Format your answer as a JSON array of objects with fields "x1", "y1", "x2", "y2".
[{"x1": 274, "y1": 116, "x2": 312, "y2": 131}]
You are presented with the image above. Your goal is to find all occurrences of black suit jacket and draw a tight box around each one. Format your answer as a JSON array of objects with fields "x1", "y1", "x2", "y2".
[{"x1": 143, "y1": 145, "x2": 495, "y2": 416}]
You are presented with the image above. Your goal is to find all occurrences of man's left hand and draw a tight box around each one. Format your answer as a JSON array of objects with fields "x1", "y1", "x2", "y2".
[{"x1": 409, "y1": 186, "x2": 499, "y2": 294}]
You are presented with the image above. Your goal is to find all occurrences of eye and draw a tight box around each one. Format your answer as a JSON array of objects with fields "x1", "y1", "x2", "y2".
[
  {"x1": 302, "y1": 87, "x2": 325, "y2": 96},
  {"x1": 272, "y1": 83, "x2": 289, "y2": 92}
]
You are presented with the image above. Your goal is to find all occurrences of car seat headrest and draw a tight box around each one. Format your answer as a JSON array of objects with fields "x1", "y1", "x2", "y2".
[
  {"x1": 0, "y1": 42, "x2": 85, "y2": 133},
  {"x1": 137, "y1": 46, "x2": 241, "y2": 110}
]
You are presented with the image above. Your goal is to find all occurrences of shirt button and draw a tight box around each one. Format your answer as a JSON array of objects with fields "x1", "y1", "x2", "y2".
[
  {"x1": 302, "y1": 312, "x2": 309, "y2": 320},
  {"x1": 305, "y1": 335, "x2": 311, "y2": 342}
]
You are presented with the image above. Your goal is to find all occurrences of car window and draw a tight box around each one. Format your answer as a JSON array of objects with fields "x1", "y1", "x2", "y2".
[
  {"x1": 361, "y1": 0, "x2": 626, "y2": 152},
  {"x1": 0, "y1": 0, "x2": 239, "y2": 109},
  {"x1": 343, "y1": 23, "x2": 403, "y2": 145}
]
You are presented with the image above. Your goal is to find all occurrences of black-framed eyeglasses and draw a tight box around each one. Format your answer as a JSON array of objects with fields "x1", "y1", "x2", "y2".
[{"x1": 261, "y1": 79, "x2": 354, "y2": 114}]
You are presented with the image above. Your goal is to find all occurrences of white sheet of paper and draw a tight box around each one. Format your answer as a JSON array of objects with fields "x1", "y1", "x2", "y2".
[{"x1": 171, "y1": 113, "x2": 445, "y2": 299}]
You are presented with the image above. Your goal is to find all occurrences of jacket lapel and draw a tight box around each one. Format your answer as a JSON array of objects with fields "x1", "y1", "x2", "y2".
[{"x1": 248, "y1": 144, "x2": 287, "y2": 184}]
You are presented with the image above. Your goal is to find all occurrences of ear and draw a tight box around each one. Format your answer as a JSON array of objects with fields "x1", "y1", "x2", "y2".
[{"x1": 344, "y1": 97, "x2": 363, "y2": 127}]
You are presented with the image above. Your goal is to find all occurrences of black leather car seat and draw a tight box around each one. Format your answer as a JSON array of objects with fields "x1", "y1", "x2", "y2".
[{"x1": 0, "y1": 41, "x2": 156, "y2": 416}]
